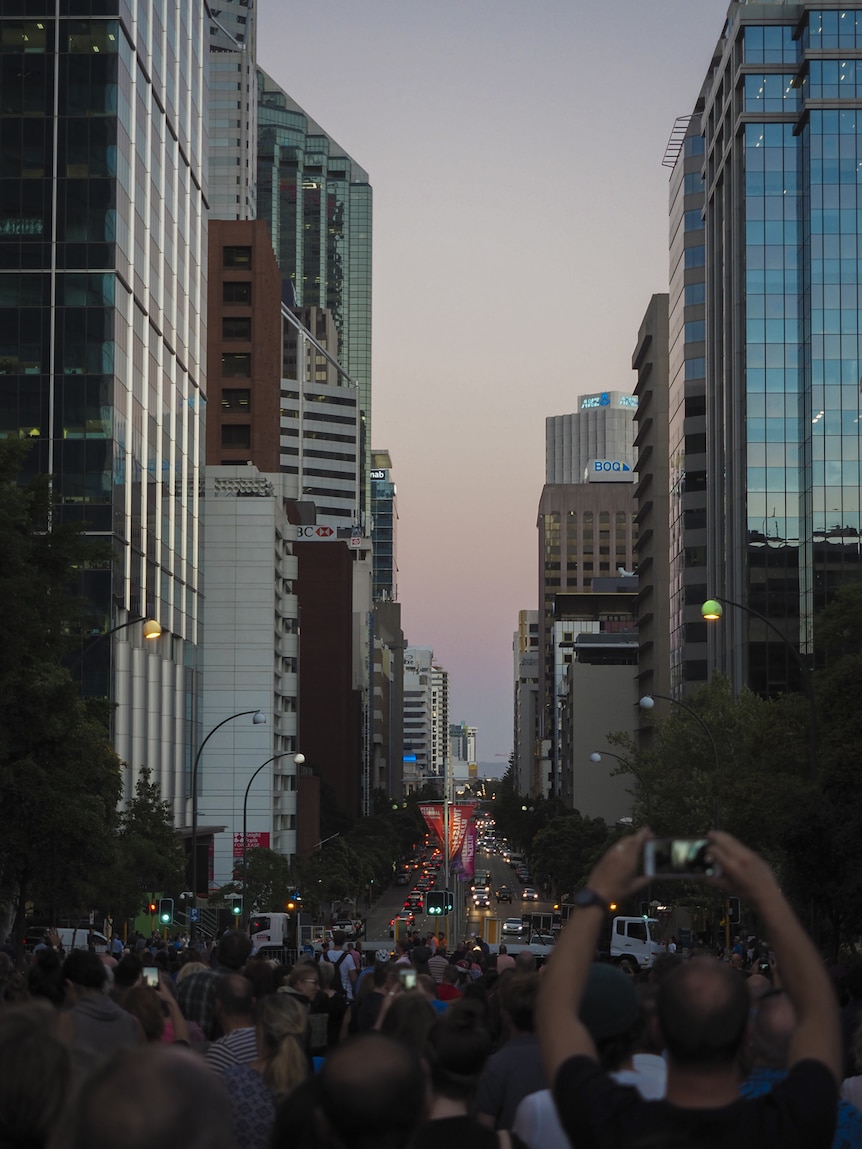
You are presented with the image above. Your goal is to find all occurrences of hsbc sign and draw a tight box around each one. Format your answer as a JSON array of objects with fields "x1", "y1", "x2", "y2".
[{"x1": 295, "y1": 525, "x2": 364, "y2": 545}]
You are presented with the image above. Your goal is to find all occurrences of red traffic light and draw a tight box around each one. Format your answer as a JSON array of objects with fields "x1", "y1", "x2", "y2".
[{"x1": 148, "y1": 902, "x2": 157, "y2": 914}]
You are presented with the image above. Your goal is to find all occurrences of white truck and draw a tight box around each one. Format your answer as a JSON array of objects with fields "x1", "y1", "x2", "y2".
[{"x1": 606, "y1": 915, "x2": 663, "y2": 970}]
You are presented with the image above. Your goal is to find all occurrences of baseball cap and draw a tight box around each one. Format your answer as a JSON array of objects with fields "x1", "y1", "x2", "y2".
[
  {"x1": 375, "y1": 948, "x2": 391, "y2": 964},
  {"x1": 580, "y1": 963, "x2": 639, "y2": 1041}
]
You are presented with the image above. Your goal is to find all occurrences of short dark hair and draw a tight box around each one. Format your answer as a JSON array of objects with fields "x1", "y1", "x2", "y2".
[
  {"x1": 318, "y1": 1035, "x2": 425, "y2": 1149},
  {"x1": 332, "y1": 930, "x2": 347, "y2": 947},
  {"x1": 657, "y1": 958, "x2": 749, "y2": 1070},
  {"x1": 499, "y1": 973, "x2": 538, "y2": 1033},
  {"x1": 63, "y1": 950, "x2": 108, "y2": 990},
  {"x1": 424, "y1": 999, "x2": 493, "y2": 1099},
  {"x1": 215, "y1": 932, "x2": 251, "y2": 972}
]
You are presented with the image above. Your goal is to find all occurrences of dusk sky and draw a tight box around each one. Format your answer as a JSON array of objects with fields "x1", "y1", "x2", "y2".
[{"x1": 257, "y1": 2, "x2": 731, "y2": 766}]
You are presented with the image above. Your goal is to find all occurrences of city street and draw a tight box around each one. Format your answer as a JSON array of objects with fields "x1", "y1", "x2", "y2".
[{"x1": 362, "y1": 848, "x2": 555, "y2": 953}]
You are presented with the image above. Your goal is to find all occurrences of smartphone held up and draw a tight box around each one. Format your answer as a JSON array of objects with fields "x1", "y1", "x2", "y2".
[{"x1": 643, "y1": 838, "x2": 722, "y2": 880}]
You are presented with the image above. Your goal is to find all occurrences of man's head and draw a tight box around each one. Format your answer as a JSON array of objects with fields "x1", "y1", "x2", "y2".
[
  {"x1": 332, "y1": 930, "x2": 347, "y2": 948},
  {"x1": 579, "y1": 963, "x2": 642, "y2": 1072},
  {"x1": 213, "y1": 973, "x2": 254, "y2": 1028},
  {"x1": 515, "y1": 950, "x2": 537, "y2": 974},
  {"x1": 69, "y1": 1045, "x2": 234, "y2": 1149},
  {"x1": 214, "y1": 932, "x2": 251, "y2": 972},
  {"x1": 63, "y1": 950, "x2": 108, "y2": 995},
  {"x1": 317, "y1": 1034, "x2": 425, "y2": 1149},
  {"x1": 749, "y1": 989, "x2": 795, "y2": 1069},
  {"x1": 500, "y1": 973, "x2": 539, "y2": 1034},
  {"x1": 657, "y1": 957, "x2": 749, "y2": 1071}
]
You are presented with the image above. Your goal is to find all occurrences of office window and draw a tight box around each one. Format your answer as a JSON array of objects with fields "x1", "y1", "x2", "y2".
[
  {"x1": 223, "y1": 317, "x2": 251, "y2": 341},
  {"x1": 222, "y1": 389, "x2": 250, "y2": 411},
  {"x1": 223, "y1": 281, "x2": 251, "y2": 304},
  {"x1": 222, "y1": 353, "x2": 251, "y2": 377},
  {"x1": 221, "y1": 424, "x2": 250, "y2": 448},
  {"x1": 223, "y1": 246, "x2": 251, "y2": 268}
]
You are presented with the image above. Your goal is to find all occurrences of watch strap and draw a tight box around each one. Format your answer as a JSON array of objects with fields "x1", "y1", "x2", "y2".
[{"x1": 573, "y1": 887, "x2": 608, "y2": 911}]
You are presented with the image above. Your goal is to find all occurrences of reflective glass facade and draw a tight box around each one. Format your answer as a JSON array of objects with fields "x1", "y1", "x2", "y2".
[
  {"x1": 256, "y1": 73, "x2": 372, "y2": 516},
  {"x1": 668, "y1": 116, "x2": 708, "y2": 695},
  {"x1": 701, "y1": 4, "x2": 862, "y2": 694},
  {"x1": 0, "y1": 3, "x2": 208, "y2": 799}
]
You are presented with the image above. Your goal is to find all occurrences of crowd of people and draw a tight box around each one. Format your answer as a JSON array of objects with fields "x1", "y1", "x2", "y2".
[{"x1": 0, "y1": 829, "x2": 859, "y2": 1148}]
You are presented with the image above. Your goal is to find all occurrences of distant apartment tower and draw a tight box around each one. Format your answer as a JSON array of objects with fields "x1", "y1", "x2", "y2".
[
  {"x1": 513, "y1": 611, "x2": 540, "y2": 796},
  {"x1": 431, "y1": 665, "x2": 450, "y2": 779},
  {"x1": 632, "y1": 294, "x2": 671, "y2": 720},
  {"x1": 371, "y1": 451, "x2": 398, "y2": 601},
  {"x1": 256, "y1": 74, "x2": 373, "y2": 516},
  {"x1": 208, "y1": 0, "x2": 258, "y2": 220},
  {"x1": 403, "y1": 648, "x2": 434, "y2": 792}
]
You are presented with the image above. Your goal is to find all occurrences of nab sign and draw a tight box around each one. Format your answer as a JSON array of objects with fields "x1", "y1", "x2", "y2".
[{"x1": 587, "y1": 459, "x2": 635, "y2": 483}]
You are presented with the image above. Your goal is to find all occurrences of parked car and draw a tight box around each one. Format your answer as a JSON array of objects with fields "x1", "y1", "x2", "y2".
[
  {"x1": 529, "y1": 932, "x2": 555, "y2": 947},
  {"x1": 333, "y1": 919, "x2": 357, "y2": 937},
  {"x1": 502, "y1": 917, "x2": 525, "y2": 936},
  {"x1": 395, "y1": 873, "x2": 409, "y2": 886},
  {"x1": 495, "y1": 886, "x2": 513, "y2": 903}
]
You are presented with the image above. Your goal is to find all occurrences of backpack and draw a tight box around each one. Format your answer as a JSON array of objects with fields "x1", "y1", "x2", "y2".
[{"x1": 322, "y1": 949, "x2": 350, "y2": 999}]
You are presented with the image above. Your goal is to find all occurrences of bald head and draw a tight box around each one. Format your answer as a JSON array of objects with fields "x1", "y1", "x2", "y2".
[{"x1": 658, "y1": 957, "x2": 749, "y2": 1070}]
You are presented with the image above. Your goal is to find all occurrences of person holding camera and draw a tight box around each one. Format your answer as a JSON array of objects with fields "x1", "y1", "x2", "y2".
[{"x1": 536, "y1": 828, "x2": 841, "y2": 1148}]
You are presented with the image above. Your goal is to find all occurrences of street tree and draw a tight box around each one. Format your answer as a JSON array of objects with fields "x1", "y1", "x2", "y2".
[
  {"x1": 0, "y1": 440, "x2": 122, "y2": 951},
  {"x1": 108, "y1": 767, "x2": 187, "y2": 922}
]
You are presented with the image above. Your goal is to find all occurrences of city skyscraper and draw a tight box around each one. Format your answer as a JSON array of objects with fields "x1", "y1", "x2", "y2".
[
  {"x1": 371, "y1": 450, "x2": 398, "y2": 601},
  {"x1": 256, "y1": 73, "x2": 373, "y2": 516},
  {"x1": 208, "y1": 0, "x2": 258, "y2": 221},
  {"x1": 0, "y1": 6, "x2": 208, "y2": 807},
  {"x1": 537, "y1": 394, "x2": 639, "y2": 796},
  {"x1": 683, "y1": 4, "x2": 862, "y2": 694}
]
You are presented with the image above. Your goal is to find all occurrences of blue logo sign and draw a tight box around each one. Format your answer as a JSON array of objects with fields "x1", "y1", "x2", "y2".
[
  {"x1": 600, "y1": 392, "x2": 610, "y2": 406},
  {"x1": 593, "y1": 460, "x2": 631, "y2": 472}
]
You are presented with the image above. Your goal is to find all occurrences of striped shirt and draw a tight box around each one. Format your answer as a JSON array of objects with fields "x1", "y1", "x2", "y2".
[{"x1": 206, "y1": 1026, "x2": 258, "y2": 1073}]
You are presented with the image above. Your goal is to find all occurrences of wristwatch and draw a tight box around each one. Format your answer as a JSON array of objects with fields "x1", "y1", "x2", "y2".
[{"x1": 572, "y1": 887, "x2": 608, "y2": 911}]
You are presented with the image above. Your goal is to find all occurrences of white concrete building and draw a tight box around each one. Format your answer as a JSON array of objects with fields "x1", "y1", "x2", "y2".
[
  {"x1": 403, "y1": 648, "x2": 434, "y2": 792},
  {"x1": 199, "y1": 466, "x2": 300, "y2": 891}
]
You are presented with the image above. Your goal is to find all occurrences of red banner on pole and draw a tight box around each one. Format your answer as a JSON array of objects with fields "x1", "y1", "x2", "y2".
[
  {"x1": 418, "y1": 802, "x2": 475, "y2": 858},
  {"x1": 454, "y1": 821, "x2": 476, "y2": 878}
]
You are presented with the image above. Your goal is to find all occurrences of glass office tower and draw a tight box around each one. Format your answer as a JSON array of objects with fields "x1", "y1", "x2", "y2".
[
  {"x1": 256, "y1": 73, "x2": 373, "y2": 517},
  {"x1": 700, "y1": 3, "x2": 862, "y2": 694},
  {"x1": 0, "y1": 5, "x2": 208, "y2": 805}
]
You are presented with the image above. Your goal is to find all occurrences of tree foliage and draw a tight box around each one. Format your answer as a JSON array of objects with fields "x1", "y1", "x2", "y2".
[
  {"x1": 0, "y1": 439, "x2": 122, "y2": 945},
  {"x1": 107, "y1": 767, "x2": 187, "y2": 920}
]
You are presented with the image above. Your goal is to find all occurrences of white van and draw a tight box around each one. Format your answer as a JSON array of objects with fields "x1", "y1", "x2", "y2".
[{"x1": 54, "y1": 928, "x2": 110, "y2": 953}]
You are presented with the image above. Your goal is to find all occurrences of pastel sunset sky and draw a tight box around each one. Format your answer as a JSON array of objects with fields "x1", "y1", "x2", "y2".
[{"x1": 257, "y1": 1, "x2": 732, "y2": 765}]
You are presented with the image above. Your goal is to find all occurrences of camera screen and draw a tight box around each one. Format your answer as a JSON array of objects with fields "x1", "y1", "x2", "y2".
[
  {"x1": 399, "y1": 968, "x2": 417, "y2": 990},
  {"x1": 649, "y1": 838, "x2": 716, "y2": 877}
]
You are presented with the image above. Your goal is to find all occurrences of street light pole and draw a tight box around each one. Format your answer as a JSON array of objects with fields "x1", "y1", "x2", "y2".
[
  {"x1": 590, "y1": 750, "x2": 653, "y2": 819},
  {"x1": 190, "y1": 709, "x2": 265, "y2": 941},
  {"x1": 241, "y1": 752, "x2": 304, "y2": 921},
  {"x1": 69, "y1": 614, "x2": 162, "y2": 669},
  {"x1": 702, "y1": 596, "x2": 818, "y2": 779}
]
